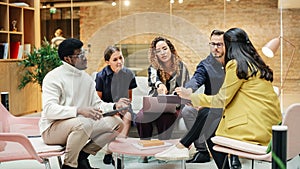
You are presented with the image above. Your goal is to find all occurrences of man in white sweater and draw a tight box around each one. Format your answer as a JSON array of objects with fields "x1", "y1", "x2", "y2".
[{"x1": 39, "y1": 38, "x2": 127, "y2": 169}]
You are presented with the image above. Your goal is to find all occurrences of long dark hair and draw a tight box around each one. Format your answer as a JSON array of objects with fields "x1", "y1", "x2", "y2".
[{"x1": 224, "y1": 28, "x2": 273, "y2": 82}]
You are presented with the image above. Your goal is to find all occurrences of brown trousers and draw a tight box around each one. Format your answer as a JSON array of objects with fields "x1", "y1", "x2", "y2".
[{"x1": 42, "y1": 116, "x2": 123, "y2": 168}]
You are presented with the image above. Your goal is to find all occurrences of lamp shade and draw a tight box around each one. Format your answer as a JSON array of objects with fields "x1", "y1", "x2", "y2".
[{"x1": 262, "y1": 37, "x2": 280, "y2": 58}]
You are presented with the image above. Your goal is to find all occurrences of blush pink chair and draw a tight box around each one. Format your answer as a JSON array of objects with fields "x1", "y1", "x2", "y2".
[
  {"x1": 211, "y1": 103, "x2": 300, "y2": 169},
  {"x1": 0, "y1": 103, "x2": 65, "y2": 169}
]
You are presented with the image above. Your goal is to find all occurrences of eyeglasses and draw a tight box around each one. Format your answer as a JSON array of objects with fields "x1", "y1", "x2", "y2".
[
  {"x1": 69, "y1": 50, "x2": 87, "y2": 59},
  {"x1": 209, "y1": 42, "x2": 224, "y2": 48}
]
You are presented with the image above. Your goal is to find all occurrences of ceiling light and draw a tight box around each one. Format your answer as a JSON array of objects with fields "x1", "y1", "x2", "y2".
[
  {"x1": 124, "y1": 0, "x2": 130, "y2": 6},
  {"x1": 112, "y1": 1, "x2": 116, "y2": 6},
  {"x1": 178, "y1": 0, "x2": 183, "y2": 4},
  {"x1": 42, "y1": 3, "x2": 47, "y2": 8},
  {"x1": 170, "y1": 0, "x2": 175, "y2": 4}
]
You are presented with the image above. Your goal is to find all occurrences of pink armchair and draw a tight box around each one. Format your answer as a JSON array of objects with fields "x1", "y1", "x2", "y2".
[
  {"x1": 0, "y1": 103, "x2": 65, "y2": 169},
  {"x1": 211, "y1": 103, "x2": 300, "y2": 169}
]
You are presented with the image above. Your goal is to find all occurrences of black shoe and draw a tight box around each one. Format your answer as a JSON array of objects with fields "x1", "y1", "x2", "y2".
[
  {"x1": 230, "y1": 155, "x2": 242, "y2": 169},
  {"x1": 77, "y1": 151, "x2": 99, "y2": 169},
  {"x1": 103, "y1": 154, "x2": 122, "y2": 169},
  {"x1": 78, "y1": 159, "x2": 99, "y2": 169},
  {"x1": 62, "y1": 164, "x2": 76, "y2": 169},
  {"x1": 138, "y1": 156, "x2": 148, "y2": 163},
  {"x1": 186, "y1": 151, "x2": 211, "y2": 163},
  {"x1": 103, "y1": 154, "x2": 113, "y2": 164}
]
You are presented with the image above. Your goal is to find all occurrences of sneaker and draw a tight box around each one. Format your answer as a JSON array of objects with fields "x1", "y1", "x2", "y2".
[{"x1": 154, "y1": 145, "x2": 189, "y2": 161}]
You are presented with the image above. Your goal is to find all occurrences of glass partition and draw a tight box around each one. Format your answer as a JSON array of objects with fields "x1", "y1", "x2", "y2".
[{"x1": 40, "y1": 0, "x2": 300, "y2": 96}]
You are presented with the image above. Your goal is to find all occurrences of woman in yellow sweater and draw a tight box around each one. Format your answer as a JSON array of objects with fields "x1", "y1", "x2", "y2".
[{"x1": 155, "y1": 28, "x2": 282, "y2": 169}]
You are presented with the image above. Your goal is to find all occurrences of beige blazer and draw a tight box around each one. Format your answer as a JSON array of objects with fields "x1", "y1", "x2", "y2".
[{"x1": 190, "y1": 60, "x2": 282, "y2": 146}]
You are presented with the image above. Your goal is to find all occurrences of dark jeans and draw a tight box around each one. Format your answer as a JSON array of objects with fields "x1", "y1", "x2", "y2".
[
  {"x1": 179, "y1": 108, "x2": 230, "y2": 169},
  {"x1": 135, "y1": 110, "x2": 177, "y2": 140}
]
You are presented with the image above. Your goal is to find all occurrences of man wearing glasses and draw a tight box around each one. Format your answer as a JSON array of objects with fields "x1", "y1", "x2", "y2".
[
  {"x1": 39, "y1": 38, "x2": 127, "y2": 169},
  {"x1": 179, "y1": 30, "x2": 241, "y2": 169}
]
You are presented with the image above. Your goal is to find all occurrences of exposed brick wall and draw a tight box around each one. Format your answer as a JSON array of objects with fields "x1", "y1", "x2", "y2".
[{"x1": 80, "y1": 0, "x2": 300, "y2": 94}]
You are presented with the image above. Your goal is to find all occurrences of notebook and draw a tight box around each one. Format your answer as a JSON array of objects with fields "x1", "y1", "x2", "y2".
[
  {"x1": 157, "y1": 95, "x2": 191, "y2": 105},
  {"x1": 142, "y1": 96, "x2": 177, "y2": 113}
]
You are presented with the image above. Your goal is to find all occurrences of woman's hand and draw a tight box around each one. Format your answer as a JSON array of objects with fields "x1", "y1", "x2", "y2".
[
  {"x1": 118, "y1": 98, "x2": 131, "y2": 105},
  {"x1": 115, "y1": 98, "x2": 131, "y2": 115},
  {"x1": 157, "y1": 83, "x2": 168, "y2": 94},
  {"x1": 175, "y1": 87, "x2": 192, "y2": 100},
  {"x1": 77, "y1": 107, "x2": 103, "y2": 120}
]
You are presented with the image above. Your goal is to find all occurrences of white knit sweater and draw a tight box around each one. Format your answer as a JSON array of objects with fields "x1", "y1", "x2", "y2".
[{"x1": 39, "y1": 62, "x2": 114, "y2": 134}]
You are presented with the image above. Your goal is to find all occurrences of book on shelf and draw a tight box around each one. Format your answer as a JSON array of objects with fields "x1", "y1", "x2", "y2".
[
  {"x1": 0, "y1": 44, "x2": 4, "y2": 59},
  {"x1": 0, "y1": 43, "x2": 9, "y2": 59},
  {"x1": 17, "y1": 45, "x2": 23, "y2": 59},
  {"x1": 10, "y1": 42, "x2": 20, "y2": 59}
]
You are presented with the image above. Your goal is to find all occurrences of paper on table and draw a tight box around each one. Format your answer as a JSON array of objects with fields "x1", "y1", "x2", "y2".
[{"x1": 132, "y1": 141, "x2": 173, "y2": 150}]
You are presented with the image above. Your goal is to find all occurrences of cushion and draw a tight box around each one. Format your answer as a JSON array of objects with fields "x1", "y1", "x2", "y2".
[
  {"x1": 211, "y1": 136, "x2": 268, "y2": 155},
  {"x1": 29, "y1": 137, "x2": 64, "y2": 153}
]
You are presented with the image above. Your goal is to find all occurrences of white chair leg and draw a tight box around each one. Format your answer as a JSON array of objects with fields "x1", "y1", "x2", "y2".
[
  {"x1": 181, "y1": 160, "x2": 186, "y2": 169},
  {"x1": 121, "y1": 154, "x2": 124, "y2": 169}
]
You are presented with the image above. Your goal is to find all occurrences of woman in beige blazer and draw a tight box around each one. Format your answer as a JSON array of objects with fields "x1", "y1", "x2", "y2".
[{"x1": 155, "y1": 28, "x2": 282, "y2": 169}]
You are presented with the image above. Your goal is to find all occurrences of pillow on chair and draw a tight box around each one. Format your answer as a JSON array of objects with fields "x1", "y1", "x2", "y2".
[{"x1": 211, "y1": 136, "x2": 268, "y2": 155}]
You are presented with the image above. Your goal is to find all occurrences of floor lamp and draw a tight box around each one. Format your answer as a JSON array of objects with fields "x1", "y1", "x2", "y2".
[
  {"x1": 261, "y1": 0, "x2": 296, "y2": 114},
  {"x1": 262, "y1": 36, "x2": 296, "y2": 113}
]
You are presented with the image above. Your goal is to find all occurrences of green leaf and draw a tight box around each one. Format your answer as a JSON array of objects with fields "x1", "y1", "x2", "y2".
[
  {"x1": 272, "y1": 152, "x2": 286, "y2": 169},
  {"x1": 18, "y1": 37, "x2": 62, "y2": 90}
]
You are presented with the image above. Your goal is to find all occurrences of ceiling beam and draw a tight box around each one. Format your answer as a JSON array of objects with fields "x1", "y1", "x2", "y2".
[
  {"x1": 278, "y1": 0, "x2": 300, "y2": 9},
  {"x1": 41, "y1": 1, "x2": 108, "y2": 8}
]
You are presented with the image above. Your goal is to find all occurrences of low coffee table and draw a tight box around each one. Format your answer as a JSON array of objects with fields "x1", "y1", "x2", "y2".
[{"x1": 108, "y1": 137, "x2": 186, "y2": 169}]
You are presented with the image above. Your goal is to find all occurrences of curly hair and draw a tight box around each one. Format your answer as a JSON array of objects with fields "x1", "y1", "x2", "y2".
[{"x1": 148, "y1": 36, "x2": 182, "y2": 83}]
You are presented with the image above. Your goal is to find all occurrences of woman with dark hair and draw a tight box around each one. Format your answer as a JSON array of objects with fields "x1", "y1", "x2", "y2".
[
  {"x1": 155, "y1": 28, "x2": 282, "y2": 169},
  {"x1": 136, "y1": 36, "x2": 190, "y2": 141},
  {"x1": 95, "y1": 46, "x2": 137, "y2": 168}
]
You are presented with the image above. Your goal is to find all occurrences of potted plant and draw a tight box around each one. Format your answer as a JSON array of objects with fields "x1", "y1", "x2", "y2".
[{"x1": 18, "y1": 38, "x2": 62, "y2": 89}]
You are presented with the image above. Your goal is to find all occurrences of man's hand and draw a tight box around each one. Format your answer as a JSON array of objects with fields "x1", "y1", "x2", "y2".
[
  {"x1": 175, "y1": 87, "x2": 192, "y2": 100},
  {"x1": 77, "y1": 107, "x2": 103, "y2": 120}
]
